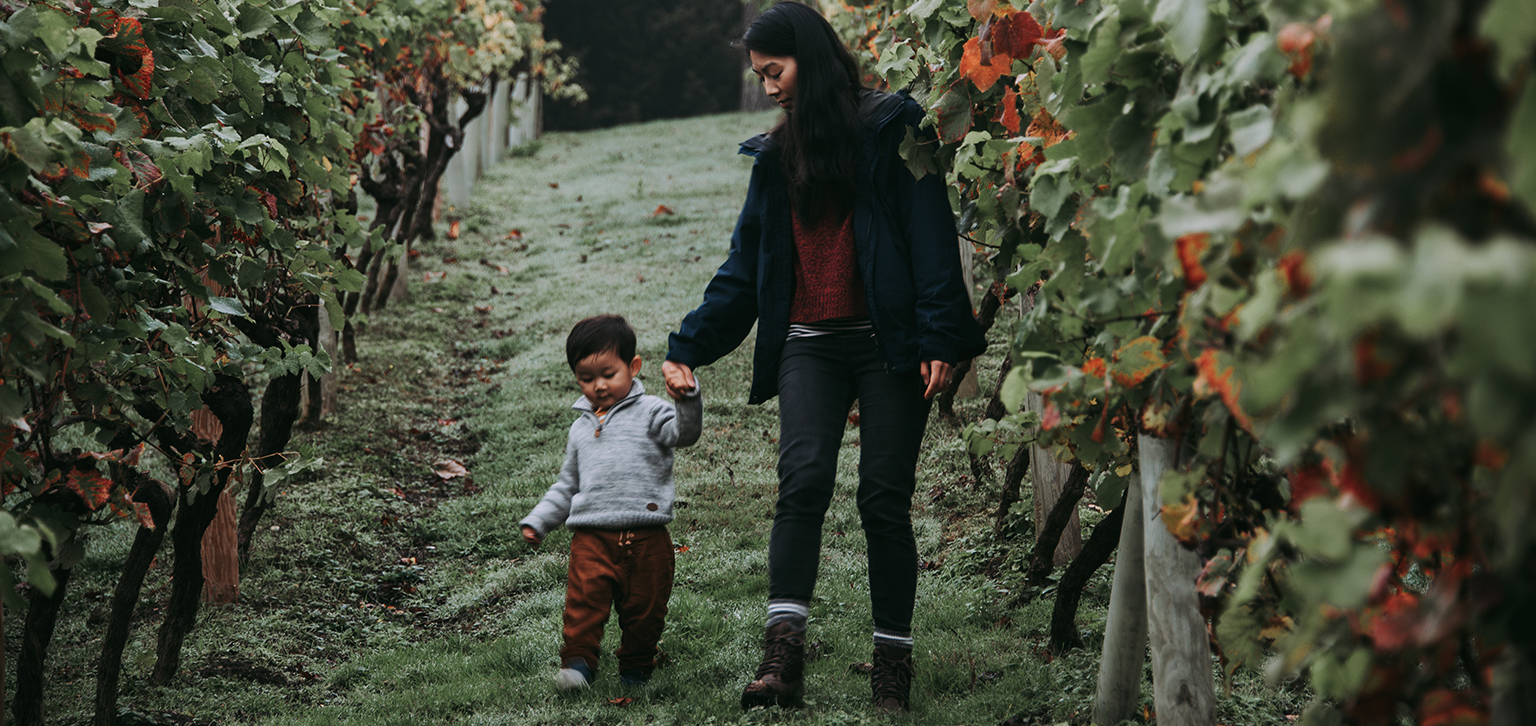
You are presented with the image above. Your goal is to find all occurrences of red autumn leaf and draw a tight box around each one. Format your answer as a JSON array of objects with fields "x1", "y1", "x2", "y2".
[
  {"x1": 1287, "y1": 460, "x2": 1335, "y2": 509},
  {"x1": 995, "y1": 85, "x2": 1021, "y2": 134},
  {"x1": 448, "y1": 220, "x2": 461, "y2": 239},
  {"x1": 1276, "y1": 22, "x2": 1316, "y2": 79},
  {"x1": 652, "y1": 204, "x2": 675, "y2": 216},
  {"x1": 73, "y1": 107, "x2": 118, "y2": 134},
  {"x1": 1353, "y1": 334, "x2": 1392, "y2": 384},
  {"x1": 1025, "y1": 108, "x2": 1071, "y2": 150},
  {"x1": 1193, "y1": 349, "x2": 1252, "y2": 432},
  {"x1": 66, "y1": 467, "x2": 114, "y2": 510},
  {"x1": 607, "y1": 697, "x2": 634, "y2": 707},
  {"x1": 109, "y1": 16, "x2": 156, "y2": 99},
  {"x1": 1473, "y1": 439, "x2": 1508, "y2": 471},
  {"x1": 1276, "y1": 250, "x2": 1312, "y2": 297},
  {"x1": 506, "y1": 229, "x2": 523, "y2": 239},
  {"x1": 1418, "y1": 688, "x2": 1486, "y2": 726},
  {"x1": 1040, "y1": 398, "x2": 1061, "y2": 430},
  {"x1": 959, "y1": 37, "x2": 1011, "y2": 92},
  {"x1": 675, "y1": 544, "x2": 690, "y2": 553},
  {"x1": 991, "y1": 9, "x2": 1045, "y2": 59},
  {"x1": 1081, "y1": 357, "x2": 1107, "y2": 378},
  {"x1": 1176, "y1": 233, "x2": 1210, "y2": 290}
]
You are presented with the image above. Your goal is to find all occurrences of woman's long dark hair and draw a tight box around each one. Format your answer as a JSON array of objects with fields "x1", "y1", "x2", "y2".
[{"x1": 743, "y1": 2, "x2": 863, "y2": 221}]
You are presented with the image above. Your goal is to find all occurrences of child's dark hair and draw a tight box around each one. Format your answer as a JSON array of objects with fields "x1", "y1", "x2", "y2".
[{"x1": 566, "y1": 314, "x2": 637, "y2": 369}]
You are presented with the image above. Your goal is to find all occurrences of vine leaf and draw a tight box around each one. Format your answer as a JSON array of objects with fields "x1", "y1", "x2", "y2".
[
  {"x1": 959, "y1": 37, "x2": 1010, "y2": 92},
  {"x1": 995, "y1": 84, "x2": 1021, "y2": 134},
  {"x1": 932, "y1": 83, "x2": 973, "y2": 145},
  {"x1": 1109, "y1": 336, "x2": 1167, "y2": 388},
  {"x1": 991, "y1": 9, "x2": 1044, "y2": 59},
  {"x1": 1193, "y1": 349, "x2": 1251, "y2": 432}
]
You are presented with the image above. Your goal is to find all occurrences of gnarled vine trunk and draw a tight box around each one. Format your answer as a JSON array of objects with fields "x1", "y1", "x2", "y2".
[
  {"x1": 149, "y1": 377, "x2": 254, "y2": 685},
  {"x1": 94, "y1": 477, "x2": 175, "y2": 726}
]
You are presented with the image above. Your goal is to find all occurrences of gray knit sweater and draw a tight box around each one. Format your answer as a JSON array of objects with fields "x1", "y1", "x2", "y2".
[{"x1": 520, "y1": 379, "x2": 702, "y2": 536}]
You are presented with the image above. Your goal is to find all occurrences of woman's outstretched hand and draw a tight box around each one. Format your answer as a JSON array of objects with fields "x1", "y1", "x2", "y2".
[
  {"x1": 920, "y1": 360, "x2": 952, "y2": 400},
  {"x1": 662, "y1": 360, "x2": 697, "y2": 400}
]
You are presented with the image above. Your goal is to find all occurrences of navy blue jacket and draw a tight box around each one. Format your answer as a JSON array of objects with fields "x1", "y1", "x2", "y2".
[{"x1": 667, "y1": 89, "x2": 987, "y2": 404}]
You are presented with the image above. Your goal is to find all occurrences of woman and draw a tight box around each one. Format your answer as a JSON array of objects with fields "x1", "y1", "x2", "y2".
[{"x1": 661, "y1": 1, "x2": 985, "y2": 713}]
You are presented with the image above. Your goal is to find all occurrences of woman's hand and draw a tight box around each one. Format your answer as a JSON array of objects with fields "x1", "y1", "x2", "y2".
[
  {"x1": 919, "y1": 360, "x2": 952, "y2": 400},
  {"x1": 662, "y1": 360, "x2": 697, "y2": 400},
  {"x1": 521, "y1": 525, "x2": 541, "y2": 546}
]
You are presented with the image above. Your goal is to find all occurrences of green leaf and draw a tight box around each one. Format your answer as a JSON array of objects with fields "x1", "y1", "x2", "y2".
[
  {"x1": 932, "y1": 83, "x2": 973, "y2": 145},
  {"x1": 1229, "y1": 105, "x2": 1274, "y2": 156},
  {"x1": 206, "y1": 296, "x2": 248, "y2": 317},
  {"x1": 907, "y1": 0, "x2": 943, "y2": 20},
  {"x1": 238, "y1": 5, "x2": 279, "y2": 38},
  {"x1": 32, "y1": 6, "x2": 76, "y2": 55},
  {"x1": 231, "y1": 56, "x2": 265, "y2": 114},
  {"x1": 0, "y1": 224, "x2": 67, "y2": 280},
  {"x1": 1030, "y1": 171, "x2": 1074, "y2": 220},
  {"x1": 1506, "y1": 74, "x2": 1536, "y2": 220},
  {"x1": 1080, "y1": 8, "x2": 1122, "y2": 86},
  {"x1": 20, "y1": 277, "x2": 70, "y2": 315},
  {"x1": 1479, "y1": 0, "x2": 1536, "y2": 80},
  {"x1": 1153, "y1": 0, "x2": 1208, "y2": 62},
  {"x1": 1159, "y1": 176, "x2": 1246, "y2": 236}
]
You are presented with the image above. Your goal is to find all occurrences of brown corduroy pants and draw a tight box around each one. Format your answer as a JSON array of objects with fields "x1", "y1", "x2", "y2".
[{"x1": 560, "y1": 526, "x2": 674, "y2": 675}]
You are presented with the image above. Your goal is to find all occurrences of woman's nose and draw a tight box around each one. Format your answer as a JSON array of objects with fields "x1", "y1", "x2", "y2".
[{"x1": 762, "y1": 78, "x2": 778, "y2": 97}]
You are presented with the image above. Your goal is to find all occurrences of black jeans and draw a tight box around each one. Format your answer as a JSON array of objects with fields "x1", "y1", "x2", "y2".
[{"x1": 771, "y1": 335, "x2": 932, "y2": 633}]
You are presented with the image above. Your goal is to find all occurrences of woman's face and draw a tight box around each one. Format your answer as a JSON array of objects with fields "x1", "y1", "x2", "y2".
[{"x1": 749, "y1": 51, "x2": 798, "y2": 112}]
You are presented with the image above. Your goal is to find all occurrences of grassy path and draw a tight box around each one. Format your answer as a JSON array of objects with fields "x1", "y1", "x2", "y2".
[
  {"x1": 289, "y1": 111, "x2": 1084, "y2": 725},
  {"x1": 31, "y1": 112, "x2": 1305, "y2": 725}
]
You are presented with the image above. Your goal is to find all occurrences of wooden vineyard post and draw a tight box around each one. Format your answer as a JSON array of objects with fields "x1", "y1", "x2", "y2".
[
  {"x1": 1093, "y1": 469, "x2": 1148, "y2": 725},
  {"x1": 1026, "y1": 391, "x2": 1083, "y2": 564},
  {"x1": 1138, "y1": 434, "x2": 1215, "y2": 726}
]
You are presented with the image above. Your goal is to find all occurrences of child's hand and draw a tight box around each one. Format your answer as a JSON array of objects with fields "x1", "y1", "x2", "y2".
[
  {"x1": 521, "y1": 525, "x2": 541, "y2": 546},
  {"x1": 661, "y1": 360, "x2": 697, "y2": 400}
]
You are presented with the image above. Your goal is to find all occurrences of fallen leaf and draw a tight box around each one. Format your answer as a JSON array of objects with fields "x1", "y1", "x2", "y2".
[
  {"x1": 447, "y1": 220, "x2": 461, "y2": 239},
  {"x1": 423, "y1": 271, "x2": 448, "y2": 283},
  {"x1": 474, "y1": 305, "x2": 492, "y2": 314},
  {"x1": 548, "y1": 182, "x2": 559, "y2": 189},
  {"x1": 652, "y1": 204, "x2": 675, "y2": 216},
  {"x1": 506, "y1": 229, "x2": 523, "y2": 239},
  {"x1": 607, "y1": 697, "x2": 633, "y2": 707},
  {"x1": 433, "y1": 460, "x2": 469, "y2": 480}
]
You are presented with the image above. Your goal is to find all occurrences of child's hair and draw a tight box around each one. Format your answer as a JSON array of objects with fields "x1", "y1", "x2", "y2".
[{"x1": 566, "y1": 314, "x2": 637, "y2": 369}]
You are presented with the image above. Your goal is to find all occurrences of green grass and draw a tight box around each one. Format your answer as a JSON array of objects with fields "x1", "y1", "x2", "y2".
[{"x1": 24, "y1": 111, "x2": 1307, "y2": 725}]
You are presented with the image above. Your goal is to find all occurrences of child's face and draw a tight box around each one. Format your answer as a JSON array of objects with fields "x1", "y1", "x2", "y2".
[{"x1": 573, "y1": 350, "x2": 642, "y2": 413}]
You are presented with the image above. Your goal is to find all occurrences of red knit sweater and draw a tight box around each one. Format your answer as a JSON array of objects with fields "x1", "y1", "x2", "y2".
[{"x1": 790, "y1": 209, "x2": 867, "y2": 323}]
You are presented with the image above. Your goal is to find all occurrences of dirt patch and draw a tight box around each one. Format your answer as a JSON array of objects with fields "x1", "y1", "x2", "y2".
[{"x1": 196, "y1": 655, "x2": 319, "y2": 686}]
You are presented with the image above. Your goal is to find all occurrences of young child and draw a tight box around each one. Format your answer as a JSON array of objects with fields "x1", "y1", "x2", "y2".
[{"x1": 521, "y1": 314, "x2": 702, "y2": 690}]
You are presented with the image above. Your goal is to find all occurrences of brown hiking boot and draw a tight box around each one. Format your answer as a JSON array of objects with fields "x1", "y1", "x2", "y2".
[
  {"x1": 871, "y1": 643, "x2": 914, "y2": 714},
  {"x1": 740, "y1": 621, "x2": 806, "y2": 708}
]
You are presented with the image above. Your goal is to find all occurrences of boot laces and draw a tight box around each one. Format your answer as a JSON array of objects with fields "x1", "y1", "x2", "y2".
[{"x1": 755, "y1": 632, "x2": 803, "y2": 679}]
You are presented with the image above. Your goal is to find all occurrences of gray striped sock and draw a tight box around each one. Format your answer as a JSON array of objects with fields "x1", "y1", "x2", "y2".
[
  {"x1": 766, "y1": 599, "x2": 809, "y2": 630},
  {"x1": 874, "y1": 628, "x2": 913, "y2": 650}
]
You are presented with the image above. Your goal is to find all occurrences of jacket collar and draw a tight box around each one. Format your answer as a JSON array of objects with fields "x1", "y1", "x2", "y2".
[
  {"x1": 571, "y1": 379, "x2": 647, "y2": 413},
  {"x1": 738, "y1": 89, "x2": 911, "y2": 159}
]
